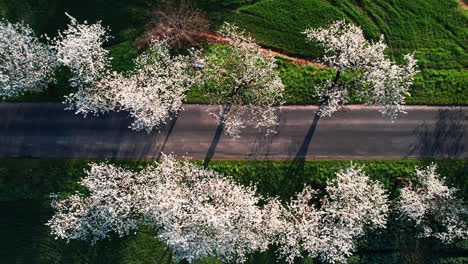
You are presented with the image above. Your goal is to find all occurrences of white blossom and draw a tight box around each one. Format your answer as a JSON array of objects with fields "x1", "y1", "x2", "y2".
[
  {"x1": 54, "y1": 13, "x2": 117, "y2": 116},
  {"x1": 275, "y1": 164, "x2": 389, "y2": 263},
  {"x1": 53, "y1": 13, "x2": 111, "y2": 88},
  {"x1": 0, "y1": 20, "x2": 55, "y2": 98},
  {"x1": 316, "y1": 164, "x2": 389, "y2": 263},
  {"x1": 202, "y1": 22, "x2": 285, "y2": 138},
  {"x1": 47, "y1": 155, "x2": 273, "y2": 263},
  {"x1": 208, "y1": 105, "x2": 246, "y2": 139},
  {"x1": 398, "y1": 164, "x2": 468, "y2": 244},
  {"x1": 144, "y1": 156, "x2": 272, "y2": 263},
  {"x1": 271, "y1": 186, "x2": 322, "y2": 263},
  {"x1": 109, "y1": 40, "x2": 195, "y2": 132},
  {"x1": 47, "y1": 159, "x2": 394, "y2": 263},
  {"x1": 304, "y1": 20, "x2": 418, "y2": 118},
  {"x1": 313, "y1": 80, "x2": 349, "y2": 118},
  {"x1": 63, "y1": 37, "x2": 195, "y2": 132},
  {"x1": 63, "y1": 69, "x2": 118, "y2": 117},
  {"x1": 46, "y1": 163, "x2": 142, "y2": 244}
]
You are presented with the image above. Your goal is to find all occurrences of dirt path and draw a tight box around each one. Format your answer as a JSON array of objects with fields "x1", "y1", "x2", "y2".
[
  {"x1": 200, "y1": 31, "x2": 325, "y2": 67},
  {"x1": 458, "y1": 0, "x2": 468, "y2": 9}
]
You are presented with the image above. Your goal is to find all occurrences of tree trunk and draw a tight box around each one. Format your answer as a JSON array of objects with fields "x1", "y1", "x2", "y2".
[
  {"x1": 332, "y1": 70, "x2": 341, "y2": 88},
  {"x1": 321, "y1": 69, "x2": 341, "y2": 105}
]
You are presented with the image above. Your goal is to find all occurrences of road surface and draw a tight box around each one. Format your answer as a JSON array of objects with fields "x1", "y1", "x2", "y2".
[{"x1": 0, "y1": 103, "x2": 466, "y2": 160}]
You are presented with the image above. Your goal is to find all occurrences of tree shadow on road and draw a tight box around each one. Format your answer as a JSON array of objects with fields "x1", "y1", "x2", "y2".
[
  {"x1": 247, "y1": 132, "x2": 274, "y2": 159},
  {"x1": 280, "y1": 112, "x2": 323, "y2": 195},
  {"x1": 203, "y1": 105, "x2": 232, "y2": 167},
  {"x1": 156, "y1": 110, "x2": 181, "y2": 161},
  {"x1": 295, "y1": 113, "x2": 321, "y2": 160},
  {"x1": 247, "y1": 109, "x2": 283, "y2": 159},
  {"x1": 409, "y1": 109, "x2": 466, "y2": 158}
]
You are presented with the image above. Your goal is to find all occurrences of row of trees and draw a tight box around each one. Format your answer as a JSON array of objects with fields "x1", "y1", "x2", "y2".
[
  {"x1": 1, "y1": 15, "x2": 418, "y2": 137},
  {"x1": 47, "y1": 157, "x2": 467, "y2": 263}
]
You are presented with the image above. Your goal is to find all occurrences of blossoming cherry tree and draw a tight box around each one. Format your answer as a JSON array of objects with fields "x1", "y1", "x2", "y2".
[
  {"x1": 398, "y1": 164, "x2": 468, "y2": 244},
  {"x1": 55, "y1": 14, "x2": 196, "y2": 133},
  {"x1": 304, "y1": 20, "x2": 418, "y2": 118},
  {"x1": 201, "y1": 22, "x2": 285, "y2": 138},
  {"x1": 0, "y1": 20, "x2": 55, "y2": 98}
]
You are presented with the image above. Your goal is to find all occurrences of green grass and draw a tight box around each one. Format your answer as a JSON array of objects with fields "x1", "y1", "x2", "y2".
[
  {"x1": 218, "y1": 0, "x2": 467, "y2": 63},
  {"x1": 193, "y1": 0, "x2": 259, "y2": 10},
  {"x1": 212, "y1": 0, "x2": 468, "y2": 104},
  {"x1": 2, "y1": 158, "x2": 467, "y2": 201},
  {"x1": 108, "y1": 40, "x2": 141, "y2": 72},
  {"x1": 1, "y1": 0, "x2": 466, "y2": 105},
  {"x1": 274, "y1": 57, "x2": 333, "y2": 105},
  {"x1": 1, "y1": 1, "x2": 466, "y2": 262},
  {"x1": 1, "y1": 158, "x2": 467, "y2": 263},
  {"x1": 187, "y1": 53, "x2": 468, "y2": 105},
  {"x1": 408, "y1": 69, "x2": 468, "y2": 105},
  {"x1": 5, "y1": 46, "x2": 467, "y2": 105}
]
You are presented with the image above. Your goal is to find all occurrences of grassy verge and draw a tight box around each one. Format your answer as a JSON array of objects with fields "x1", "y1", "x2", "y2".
[
  {"x1": 408, "y1": 69, "x2": 468, "y2": 105},
  {"x1": 11, "y1": 50, "x2": 465, "y2": 105},
  {"x1": 1, "y1": 158, "x2": 467, "y2": 263},
  {"x1": 186, "y1": 54, "x2": 468, "y2": 105}
]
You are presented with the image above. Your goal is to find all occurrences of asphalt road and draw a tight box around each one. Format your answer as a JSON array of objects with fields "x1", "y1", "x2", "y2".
[{"x1": 0, "y1": 103, "x2": 466, "y2": 160}]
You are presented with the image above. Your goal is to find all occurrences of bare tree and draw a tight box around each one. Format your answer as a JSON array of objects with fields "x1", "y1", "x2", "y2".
[{"x1": 137, "y1": 0, "x2": 210, "y2": 49}]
